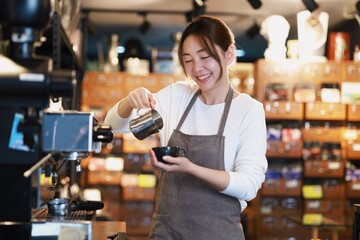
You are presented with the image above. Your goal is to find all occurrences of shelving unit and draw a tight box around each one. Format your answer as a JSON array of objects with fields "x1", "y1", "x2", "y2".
[{"x1": 255, "y1": 59, "x2": 360, "y2": 240}]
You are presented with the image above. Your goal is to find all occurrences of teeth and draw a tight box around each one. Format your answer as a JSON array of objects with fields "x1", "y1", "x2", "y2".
[{"x1": 197, "y1": 73, "x2": 211, "y2": 80}]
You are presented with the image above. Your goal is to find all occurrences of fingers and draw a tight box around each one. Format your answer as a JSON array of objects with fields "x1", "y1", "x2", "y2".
[
  {"x1": 147, "y1": 94, "x2": 157, "y2": 109},
  {"x1": 127, "y1": 87, "x2": 155, "y2": 109}
]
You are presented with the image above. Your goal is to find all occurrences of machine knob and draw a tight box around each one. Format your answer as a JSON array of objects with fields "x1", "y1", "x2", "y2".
[{"x1": 93, "y1": 124, "x2": 113, "y2": 143}]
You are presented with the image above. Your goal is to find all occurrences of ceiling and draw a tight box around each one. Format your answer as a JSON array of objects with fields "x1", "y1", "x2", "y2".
[{"x1": 81, "y1": 0, "x2": 360, "y2": 61}]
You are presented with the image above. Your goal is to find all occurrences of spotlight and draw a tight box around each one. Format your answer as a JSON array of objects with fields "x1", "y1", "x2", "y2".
[
  {"x1": 301, "y1": 0, "x2": 319, "y2": 12},
  {"x1": 247, "y1": 0, "x2": 262, "y2": 10},
  {"x1": 246, "y1": 23, "x2": 261, "y2": 38},
  {"x1": 138, "y1": 12, "x2": 151, "y2": 34},
  {"x1": 185, "y1": 0, "x2": 206, "y2": 22}
]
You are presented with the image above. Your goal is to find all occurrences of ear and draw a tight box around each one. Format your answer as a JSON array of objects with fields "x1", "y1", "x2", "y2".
[{"x1": 225, "y1": 45, "x2": 236, "y2": 66}]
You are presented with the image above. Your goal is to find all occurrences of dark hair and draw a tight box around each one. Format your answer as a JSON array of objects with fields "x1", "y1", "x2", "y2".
[{"x1": 178, "y1": 15, "x2": 235, "y2": 78}]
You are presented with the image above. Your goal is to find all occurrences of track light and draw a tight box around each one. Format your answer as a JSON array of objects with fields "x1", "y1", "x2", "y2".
[
  {"x1": 138, "y1": 12, "x2": 151, "y2": 34},
  {"x1": 245, "y1": 23, "x2": 261, "y2": 38},
  {"x1": 301, "y1": 0, "x2": 319, "y2": 12},
  {"x1": 185, "y1": 0, "x2": 206, "y2": 22},
  {"x1": 247, "y1": 0, "x2": 262, "y2": 10}
]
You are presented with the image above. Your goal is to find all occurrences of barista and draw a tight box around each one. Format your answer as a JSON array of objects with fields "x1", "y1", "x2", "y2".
[{"x1": 105, "y1": 15, "x2": 267, "y2": 240}]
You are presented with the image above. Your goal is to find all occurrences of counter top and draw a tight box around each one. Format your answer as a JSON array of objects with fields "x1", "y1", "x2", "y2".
[{"x1": 92, "y1": 221, "x2": 126, "y2": 239}]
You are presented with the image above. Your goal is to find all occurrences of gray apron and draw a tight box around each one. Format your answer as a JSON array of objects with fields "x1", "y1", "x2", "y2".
[{"x1": 148, "y1": 87, "x2": 245, "y2": 240}]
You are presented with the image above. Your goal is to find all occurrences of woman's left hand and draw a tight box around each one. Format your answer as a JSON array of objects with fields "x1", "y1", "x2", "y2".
[
  {"x1": 148, "y1": 149, "x2": 230, "y2": 191},
  {"x1": 149, "y1": 149, "x2": 193, "y2": 173}
]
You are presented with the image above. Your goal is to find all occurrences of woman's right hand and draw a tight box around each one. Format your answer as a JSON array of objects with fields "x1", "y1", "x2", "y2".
[{"x1": 126, "y1": 87, "x2": 156, "y2": 109}]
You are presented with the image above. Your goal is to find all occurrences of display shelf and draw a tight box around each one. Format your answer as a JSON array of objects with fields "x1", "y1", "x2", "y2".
[{"x1": 256, "y1": 59, "x2": 356, "y2": 240}]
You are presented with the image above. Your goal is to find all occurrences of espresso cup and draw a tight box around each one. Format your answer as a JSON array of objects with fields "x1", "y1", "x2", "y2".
[{"x1": 152, "y1": 146, "x2": 186, "y2": 164}]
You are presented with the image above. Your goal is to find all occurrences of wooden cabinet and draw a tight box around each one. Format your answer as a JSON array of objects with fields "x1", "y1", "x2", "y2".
[{"x1": 256, "y1": 59, "x2": 357, "y2": 240}]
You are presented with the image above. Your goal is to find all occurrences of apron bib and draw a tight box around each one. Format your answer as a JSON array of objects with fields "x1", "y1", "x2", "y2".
[{"x1": 149, "y1": 87, "x2": 245, "y2": 240}]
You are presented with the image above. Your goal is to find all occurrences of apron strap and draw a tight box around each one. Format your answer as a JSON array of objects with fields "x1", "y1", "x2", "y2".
[
  {"x1": 175, "y1": 90, "x2": 200, "y2": 131},
  {"x1": 175, "y1": 86, "x2": 234, "y2": 137},
  {"x1": 217, "y1": 87, "x2": 234, "y2": 136}
]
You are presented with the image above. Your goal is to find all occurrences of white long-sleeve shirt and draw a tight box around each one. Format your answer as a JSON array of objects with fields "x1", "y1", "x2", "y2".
[{"x1": 105, "y1": 80, "x2": 268, "y2": 210}]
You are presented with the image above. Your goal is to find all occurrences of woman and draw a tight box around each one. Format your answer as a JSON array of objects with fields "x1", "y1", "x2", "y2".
[{"x1": 105, "y1": 15, "x2": 267, "y2": 240}]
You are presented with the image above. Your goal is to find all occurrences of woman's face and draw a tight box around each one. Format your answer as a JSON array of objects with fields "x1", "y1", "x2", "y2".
[{"x1": 182, "y1": 35, "x2": 229, "y2": 92}]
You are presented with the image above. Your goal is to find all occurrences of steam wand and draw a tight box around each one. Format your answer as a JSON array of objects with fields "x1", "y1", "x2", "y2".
[{"x1": 23, "y1": 151, "x2": 60, "y2": 178}]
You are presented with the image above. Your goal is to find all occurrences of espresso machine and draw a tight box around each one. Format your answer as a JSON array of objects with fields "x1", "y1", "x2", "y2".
[{"x1": 0, "y1": 0, "x2": 112, "y2": 239}]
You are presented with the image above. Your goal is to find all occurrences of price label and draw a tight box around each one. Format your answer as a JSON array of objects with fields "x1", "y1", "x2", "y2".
[
  {"x1": 302, "y1": 185, "x2": 323, "y2": 199},
  {"x1": 302, "y1": 213, "x2": 323, "y2": 225}
]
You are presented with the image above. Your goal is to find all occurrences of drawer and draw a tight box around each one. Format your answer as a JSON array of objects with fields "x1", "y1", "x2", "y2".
[
  {"x1": 322, "y1": 180, "x2": 345, "y2": 199},
  {"x1": 304, "y1": 160, "x2": 344, "y2": 178},
  {"x1": 261, "y1": 197, "x2": 302, "y2": 214},
  {"x1": 347, "y1": 104, "x2": 360, "y2": 121},
  {"x1": 305, "y1": 102, "x2": 346, "y2": 120},
  {"x1": 345, "y1": 63, "x2": 360, "y2": 81},
  {"x1": 264, "y1": 101, "x2": 304, "y2": 120},
  {"x1": 267, "y1": 140, "x2": 302, "y2": 158},
  {"x1": 260, "y1": 215, "x2": 298, "y2": 236},
  {"x1": 304, "y1": 199, "x2": 345, "y2": 216},
  {"x1": 262, "y1": 179, "x2": 302, "y2": 197},
  {"x1": 87, "y1": 170, "x2": 122, "y2": 185},
  {"x1": 122, "y1": 187, "x2": 156, "y2": 202},
  {"x1": 346, "y1": 181, "x2": 360, "y2": 198},
  {"x1": 347, "y1": 142, "x2": 360, "y2": 159}
]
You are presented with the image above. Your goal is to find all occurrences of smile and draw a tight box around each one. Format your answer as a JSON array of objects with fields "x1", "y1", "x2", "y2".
[{"x1": 197, "y1": 73, "x2": 211, "y2": 80}]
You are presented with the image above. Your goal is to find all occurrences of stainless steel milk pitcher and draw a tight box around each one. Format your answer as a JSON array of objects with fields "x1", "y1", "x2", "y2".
[{"x1": 129, "y1": 109, "x2": 163, "y2": 140}]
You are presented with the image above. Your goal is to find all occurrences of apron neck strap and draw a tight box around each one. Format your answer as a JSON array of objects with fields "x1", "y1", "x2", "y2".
[
  {"x1": 218, "y1": 86, "x2": 233, "y2": 136},
  {"x1": 175, "y1": 90, "x2": 200, "y2": 131}
]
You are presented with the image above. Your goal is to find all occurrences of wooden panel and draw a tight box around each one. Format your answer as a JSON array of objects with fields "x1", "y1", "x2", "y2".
[
  {"x1": 345, "y1": 62, "x2": 360, "y2": 82},
  {"x1": 262, "y1": 179, "x2": 302, "y2": 197},
  {"x1": 122, "y1": 187, "x2": 156, "y2": 202},
  {"x1": 347, "y1": 142, "x2": 360, "y2": 159},
  {"x1": 304, "y1": 160, "x2": 344, "y2": 178},
  {"x1": 267, "y1": 140, "x2": 303, "y2": 158},
  {"x1": 347, "y1": 104, "x2": 360, "y2": 121},
  {"x1": 300, "y1": 62, "x2": 344, "y2": 83},
  {"x1": 305, "y1": 102, "x2": 346, "y2": 121},
  {"x1": 304, "y1": 199, "x2": 345, "y2": 216},
  {"x1": 346, "y1": 181, "x2": 360, "y2": 198},
  {"x1": 87, "y1": 170, "x2": 122, "y2": 185},
  {"x1": 264, "y1": 101, "x2": 304, "y2": 120}
]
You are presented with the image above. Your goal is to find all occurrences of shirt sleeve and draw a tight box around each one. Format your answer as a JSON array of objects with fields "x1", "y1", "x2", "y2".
[
  {"x1": 221, "y1": 104, "x2": 268, "y2": 202},
  {"x1": 104, "y1": 101, "x2": 137, "y2": 134}
]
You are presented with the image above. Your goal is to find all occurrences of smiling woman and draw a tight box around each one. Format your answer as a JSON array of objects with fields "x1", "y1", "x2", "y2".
[{"x1": 104, "y1": 15, "x2": 268, "y2": 240}]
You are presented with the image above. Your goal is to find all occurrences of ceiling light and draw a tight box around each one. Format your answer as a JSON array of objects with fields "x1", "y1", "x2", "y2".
[
  {"x1": 301, "y1": 0, "x2": 319, "y2": 12},
  {"x1": 247, "y1": 0, "x2": 262, "y2": 10}
]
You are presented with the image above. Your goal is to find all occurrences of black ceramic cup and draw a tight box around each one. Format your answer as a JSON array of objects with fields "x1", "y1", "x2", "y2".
[{"x1": 151, "y1": 146, "x2": 186, "y2": 164}]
